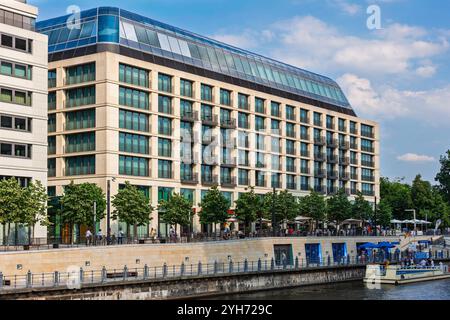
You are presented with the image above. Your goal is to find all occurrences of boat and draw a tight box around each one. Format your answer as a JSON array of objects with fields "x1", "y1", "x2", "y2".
[{"x1": 363, "y1": 264, "x2": 450, "y2": 285}]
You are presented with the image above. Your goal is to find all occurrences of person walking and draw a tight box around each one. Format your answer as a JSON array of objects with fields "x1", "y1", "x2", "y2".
[
  {"x1": 96, "y1": 229, "x2": 103, "y2": 245},
  {"x1": 118, "y1": 228, "x2": 124, "y2": 245},
  {"x1": 85, "y1": 229, "x2": 92, "y2": 246},
  {"x1": 150, "y1": 228, "x2": 157, "y2": 243}
]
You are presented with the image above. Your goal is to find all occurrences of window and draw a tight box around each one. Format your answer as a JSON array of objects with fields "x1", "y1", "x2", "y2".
[
  {"x1": 271, "y1": 119, "x2": 280, "y2": 134},
  {"x1": 66, "y1": 109, "x2": 96, "y2": 131},
  {"x1": 119, "y1": 155, "x2": 148, "y2": 176},
  {"x1": 286, "y1": 105, "x2": 295, "y2": 121},
  {"x1": 220, "y1": 89, "x2": 231, "y2": 106},
  {"x1": 1, "y1": 60, "x2": 31, "y2": 79},
  {"x1": 286, "y1": 123, "x2": 295, "y2": 138},
  {"x1": 300, "y1": 109, "x2": 309, "y2": 123},
  {"x1": 48, "y1": 69, "x2": 56, "y2": 88},
  {"x1": 238, "y1": 169, "x2": 249, "y2": 185},
  {"x1": 158, "y1": 160, "x2": 172, "y2": 179},
  {"x1": 361, "y1": 124, "x2": 374, "y2": 138},
  {"x1": 201, "y1": 84, "x2": 213, "y2": 101},
  {"x1": 48, "y1": 136, "x2": 56, "y2": 155},
  {"x1": 48, "y1": 114, "x2": 56, "y2": 133},
  {"x1": 0, "y1": 143, "x2": 32, "y2": 158},
  {"x1": 180, "y1": 79, "x2": 193, "y2": 97},
  {"x1": 255, "y1": 98, "x2": 265, "y2": 114},
  {"x1": 158, "y1": 117, "x2": 172, "y2": 135},
  {"x1": 0, "y1": 9, "x2": 36, "y2": 31},
  {"x1": 48, "y1": 159, "x2": 56, "y2": 178},
  {"x1": 66, "y1": 86, "x2": 95, "y2": 108},
  {"x1": 66, "y1": 132, "x2": 96, "y2": 153},
  {"x1": 271, "y1": 102, "x2": 280, "y2": 117},
  {"x1": 238, "y1": 93, "x2": 249, "y2": 110},
  {"x1": 286, "y1": 140, "x2": 295, "y2": 155},
  {"x1": 255, "y1": 116, "x2": 265, "y2": 131},
  {"x1": 1, "y1": 34, "x2": 13, "y2": 48},
  {"x1": 119, "y1": 109, "x2": 148, "y2": 132},
  {"x1": 158, "y1": 95, "x2": 172, "y2": 114},
  {"x1": 119, "y1": 132, "x2": 149, "y2": 155},
  {"x1": 238, "y1": 113, "x2": 249, "y2": 129},
  {"x1": 66, "y1": 63, "x2": 96, "y2": 85},
  {"x1": 158, "y1": 73, "x2": 172, "y2": 92},
  {"x1": 0, "y1": 87, "x2": 32, "y2": 106},
  {"x1": 119, "y1": 86, "x2": 149, "y2": 110},
  {"x1": 119, "y1": 63, "x2": 148, "y2": 87},
  {"x1": 314, "y1": 112, "x2": 322, "y2": 126},
  {"x1": 158, "y1": 138, "x2": 172, "y2": 157},
  {"x1": 48, "y1": 92, "x2": 56, "y2": 110}
]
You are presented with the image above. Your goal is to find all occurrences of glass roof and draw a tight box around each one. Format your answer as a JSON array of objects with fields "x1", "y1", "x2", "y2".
[{"x1": 37, "y1": 7, "x2": 353, "y2": 111}]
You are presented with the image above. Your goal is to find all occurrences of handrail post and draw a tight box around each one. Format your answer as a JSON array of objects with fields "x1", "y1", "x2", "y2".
[
  {"x1": 295, "y1": 257, "x2": 299, "y2": 269},
  {"x1": 143, "y1": 264, "x2": 149, "y2": 280},
  {"x1": 80, "y1": 267, "x2": 84, "y2": 284},
  {"x1": 180, "y1": 262, "x2": 185, "y2": 276},
  {"x1": 214, "y1": 261, "x2": 218, "y2": 274},
  {"x1": 229, "y1": 260, "x2": 233, "y2": 273},
  {"x1": 123, "y1": 265, "x2": 128, "y2": 281},
  {"x1": 26, "y1": 270, "x2": 32, "y2": 288},
  {"x1": 327, "y1": 255, "x2": 331, "y2": 266},
  {"x1": 101, "y1": 266, "x2": 107, "y2": 283},
  {"x1": 163, "y1": 263, "x2": 167, "y2": 278},
  {"x1": 271, "y1": 258, "x2": 275, "y2": 270},
  {"x1": 197, "y1": 261, "x2": 202, "y2": 275},
  {"x1": 0, "y1": 272, "x2": 3, "y2": 290},
  {"x1": 244, "y1": 259, "x2": 248, "y2": 273},
  {"x1": 54, "y1": 271, "x2": 59, "y2": 287},
  {"x1": 258, "y1": 259, "x2": 262, "y2": 272}
]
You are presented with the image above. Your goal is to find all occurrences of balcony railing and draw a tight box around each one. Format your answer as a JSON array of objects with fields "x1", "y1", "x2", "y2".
[
  {"x1": 350, "y1": 158, "x2": 358, "y2": 165},
  {"x1": 220, "y1": 118, "x2": 237, "y2": 129},
  {"x1": 339, "y1": 141, "x2": 350, "y2": 150},
  {"x1": 300, "y1": 134, "x2": 310, "y2": 141},
  {"x1": 301, "y1": 167, "x2": 310, "y2": 175},
  {"x1": 362, "y1": 190, "x2": 375, "y2": 196},
  {"x1": 181, "y1": 110, "x2": 198, "y2": 122},
  {"x1": 286, "y1": 148, "x2": 296, "y2": 156},
  {"x1": 351, "y1": 174, "x2": 359, "y2": 180},
  {"x1": 350, "y1": 143, "x2": 358, "y2": 150},
  {"x1": 361, "y1": 131, "x2": 375, "y2": 139},
  {"x1": 327, "y1": 171, "x2": 338, "y2": 179},
  {"x1": 286, "y1": 165, "x2": 296, "y2": 173},
  {"x1": 327, "y1": 155, "x2": 338, "y2": 163},
  {"x1": 201, "y1": 134, "x2": 216, "y2": 145},
  {"x1": 314, "y1": 169, "x2": 326, "y2": 178},
  {"x1": 221, "y1": 176, "x2": 237, "y2": 188},
  {"x1": 181, "y1": 172, "x2": 199, "y2": 185},
  {"x1": 327, "y1": 139, "x2": 338, "y2": 148},
  {"x1": 201, "y1": 114, "x2": 219, "y2": 126},
  {"x1": 286, "y1": 131, "x2": 296, "y2": 138},
  {"x1": 339, "y1": 173, "x2": 350, "y2": 181},
  {"x1": 362, "y1": 175, "x2": 376, "y2": 182},
  {"x1": 201, "y1": 175, "x2": 219, "y2": 186},
  {"x1": 314, "y1": 185, "x2": 326, "y2": 194},
  {"x1": 314, "y1": 137, "x2": 326, "y2": 145},
  {"x1": 339, "y1": 157, "x2": 350, "y2": 166},
  {"x1": 327, "y1": 187, "x2": 338, "y2": 195},
  {"x1": 287, "y1": 182, "x2": 297, "y2": 190},
  {"x1": 300, "y1": 150, "x2": 309, "y2": 158},
  {"x1": 361, "y1": 161, "x2": 375, "y2": 168},
  {"x1": 361, "y1": 146, "x2": 375, "y2": 153},
  {"x1": 300, "y1": 184, "x2": 310, "y2": 191},
  {"x1": 314, "y1": 153, "x2": 326, "y2": 162},
  {"x1": 221, "y1": 157, "x2": 237, "y2": 168},
  {"x1": 350, "y1": 128, "x2": 358, "y2": 135},
  {"x1": 300, "y1": 117, "x2": 310, "y2": 124}
]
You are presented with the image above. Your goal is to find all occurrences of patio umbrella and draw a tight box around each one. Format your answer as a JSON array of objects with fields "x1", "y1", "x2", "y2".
[
  {"x1": 378, "y1": 242, "x2": 396, "y2": 249},
  {"x1": 295, "y1": 216, "x2": 312, "y2": 222},
  {"x1": 390, "y1": 219, "x2": 402, "y2": 224},
  {"x1": 358, "y1": 242, "x2": 379, "y2": 249}
]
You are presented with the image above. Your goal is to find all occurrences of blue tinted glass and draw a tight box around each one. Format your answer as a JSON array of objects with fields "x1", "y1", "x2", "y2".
[{"x1": 98, "y1": 15, "x2": 119, "y2": 43}]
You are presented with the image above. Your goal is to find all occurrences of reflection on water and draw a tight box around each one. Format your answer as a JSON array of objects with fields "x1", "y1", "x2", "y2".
[{"x1": 215, "y1": 279, "x2": 450, "y2": 300}]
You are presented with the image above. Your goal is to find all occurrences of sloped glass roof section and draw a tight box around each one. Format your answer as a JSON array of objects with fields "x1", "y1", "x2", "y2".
[{"x1": 37, "y1": 7, "x2": 353, "y2": 110}]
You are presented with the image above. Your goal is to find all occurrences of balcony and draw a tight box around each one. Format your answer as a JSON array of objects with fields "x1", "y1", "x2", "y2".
[
  {"x1": 202, "y1": 175, "x2": 219, "y2": 186},
  {"x1": 300, "y1": 150, "x2": 309, "y2": 158},
  {"x1": 202, "y1": 154, "x2": 219, "y2": 166},
  {"x1": 362, "y1": 175, "x2": 376, "y2": 182},
  {"x1": 301, "y1": 167, "x2": 310, "y2": 175},
  {"x1": 286, "y1": 165, "x2": 296, "y2": 173},
  {"x1": 327, "y1": 155, "x2": 338, "y2": 163},
  {"x1": 361, "y1": 146, "x2": 375, "y2": 153},
  {"x1": 314, "y1": 169, "x2": 326, "y2": 178},
  {"x1": 180, "y1": 131, "x2": 199, "y2": 144},
  {"x1": 300, "y1": 117, "x2": 310, "y2": 124},
  {"x1": 221, "y1": 157, "x2": 237, "y2": 168},
  {"x1": 327, "y1": 171, "x2": 338, "y2": 180},
  {"x1": 201, "y1": 134, "x2": 216, "y2": 145},
  {"x1": 314, "y1": 137, "x2": 326, "y2": 145},
  {"x1": 339, "y1": 173, "x2": 350, "y2": 181},
  {"x1": 300, "y1": 134, "x2": 310, "y2": 141},
  {"x1": 181, "y1": 172, "x2": 199, "y2": 185},
  {"x1": 181, "y1": 110, "x2": 198, "y2": 122},
  {"x1": 201, "y1": 114, "x2": 219, "y2": 126},
  {"x1": 350, "y1": 128, "x2": 358, "y2": 135},
  {"x1": 339, "y1": 141, "x2": 350, "y2": 150},
  {"x1": 339, "y1": 157, "x2": 350, "y2": 166},
  {"x1": 286, "y1": 148, "x2": 296, "y2": 156},
  {"x1": 361, "y1": 131, "x2": 375, "y2": 139},
  {"x1": 220, "y1": 118, "x2": 237, "y2": 129},
  {"x1": 286, "y1": 130, "x2": 296, "y2": 139},
  {"x1": 361, "y1": 161, "x2": 375, "y2": 168},
  {"x1": 287, "y1": 182, "x2": 297, "y2": 190},
  {"x1": 327, "y1": 187, "x2": 338, "y2": 195},
  {"x1": 350, "y1": 143, "x2": 358, "y2": 150},
  {"x1": 362, "y1": 190, "x2": 375, "y2": 197},
  {"x1": 350, "y1": 158, "x2": 358, "y2": 165},
  {"x1": 221, "y1": 176, "x2": 237, "y2": 188},
  {"x1": 180, "y1": 152, "x2": 200, "y2": 165},
  {"x1": 314, "y1": 153, "x2": 326, "y2": 162},
  {"x1": 327, "y1": 139, "x2": 338, "y2": 148},
  {"x1": 314, "y1": 185, "x2": 326, "y2": 194},
  {"x1": 351, "y1": 174, "x2": 359, "y2": 180},
  {"x1": 300, "y1": 184, "x2": 310, "y2": 191}
]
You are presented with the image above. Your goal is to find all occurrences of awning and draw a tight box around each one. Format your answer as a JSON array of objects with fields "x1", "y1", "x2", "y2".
[{"x1": 358, "y1": 242, "x2": 379, "y2": 249}]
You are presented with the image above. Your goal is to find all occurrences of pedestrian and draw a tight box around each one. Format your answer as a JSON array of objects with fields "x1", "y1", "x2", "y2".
[
  {"x1": 169, "y1": 226, "x2": 176, "y2": 243},
  {"x1": 118, "y1": 228, "x2": 124, "y2": 245},
  {"x1": 150, "y1": 228, "x2": 157, "y2": 243},
  {"x1": 85, "y1": 229, "x2": 92, "y2": 246},
  {"x1": 96, "y1": 229, "x2": 103, "y2": 244}
]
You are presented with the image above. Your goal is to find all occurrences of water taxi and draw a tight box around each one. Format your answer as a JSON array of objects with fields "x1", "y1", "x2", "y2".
[{"x1": 364, "y1": 264, "x2": 450, "y2": 285}]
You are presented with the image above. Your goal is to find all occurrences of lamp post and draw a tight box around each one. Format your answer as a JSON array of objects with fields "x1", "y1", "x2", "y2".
[
  {"x1": 106, "y1": 177, "x2": 116, "y2": 241},
  {"x1": 272, "y1": 187, "x2": 276, "y2": 237}
]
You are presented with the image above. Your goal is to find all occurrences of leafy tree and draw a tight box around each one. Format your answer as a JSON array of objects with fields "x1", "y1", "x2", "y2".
[
  {"x1": 411, "y1": 174, "x2": 433, "y2": 218},
  {"x1": 299, "y1": 190, "x2": 327, "y2": 231},
  {"x1": 234, "y1": 187, "x2": 264, "y2": 235},
  {"x1": 0, "y1": 178, "x2": 25, "y2": 242},
  {"x1": 198, "y1": 186, "x2": 230, "y2": 233},
  {"x1": 158, "y1": 193, "x2": 194, "y2": 236},
  {"x1": 380, "y1": 177, "x2": 413, "y2": 220},
  {"x1": 276, "y1": 190, "x2": 300, "y2": 223},
  {"x1": 435, "y1": 150, "x2": 450, "y2": 204},
  {"x1": 327, "y1": 189, "x2": 352, "y2": 230},
  {"x1": 429, "y1": 187, "x2": 450, "y2": 228},
  {"x1": 376, "y1": 199, "x2": 393, "y2": 227},
  {"x1": 60, "y1": 182, "x2": 106, "y2": 243},
  {"x1": 22, "y1": 180, "x2": 50, "y2": 241},
  {"x1": 112, "y1": 181, "x2": 153, "y2": 237},
  {"x1": 351, "y1": 192, "x2": 373, "y2": 221}
]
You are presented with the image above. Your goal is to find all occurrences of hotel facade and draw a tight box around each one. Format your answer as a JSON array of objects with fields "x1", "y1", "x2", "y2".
[
  {"x1": 37, "y1": 7, "x2": 379, "y2": 239},
  {"x1": 0, "y1": 0, "x2": 48, "y2": 241}
]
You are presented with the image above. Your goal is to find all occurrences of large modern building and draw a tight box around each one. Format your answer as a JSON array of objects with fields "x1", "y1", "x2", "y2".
[
  {"x1": 0, "y1": 0, "x2": 48, "y2": 241},
  {"x1": 37, "y1": 7, "x2": 379, "y2": 239}
]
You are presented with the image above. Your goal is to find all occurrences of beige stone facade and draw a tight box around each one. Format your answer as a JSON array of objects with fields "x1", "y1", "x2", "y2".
[{"x1": 47, "y1": 50, "x2": 379, "y2": 237}]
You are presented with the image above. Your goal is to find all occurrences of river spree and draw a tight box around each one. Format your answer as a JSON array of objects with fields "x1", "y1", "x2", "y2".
[{"x1": 216, "y1": 279, "x2": 450, "y2": 300}]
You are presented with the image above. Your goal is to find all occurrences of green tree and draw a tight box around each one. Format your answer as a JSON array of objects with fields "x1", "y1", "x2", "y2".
[
  {"x1": 435, "y1": 150, "x2": 450, "y2": 204},
  {"x1": 377, "y1": 199, "x2": 393, "y2": 227},
  {"x1": 411, "y1": 174, "x2": 433, "y2": 218},
  {"x1": 380, "y1": 177, "x2": 413, "y2": 220},
  {"x1": 0, "y1": 178, "x2": 24, "y2": 242},
  {"x1": 112, "y1": 181, "x2": 153, "y2": 238},
  {"x1": 430, "y1": 187, "x2": 450, "y2": 228},
  {"x1": 351, "y1": 192, "x2": 373, "y2": 221},
  {"x1": 327, "y1": 189, "x2": 352, "y2": 231},
  {"x1": 234, "y1": 187, "x2": 264, "y2": 235},
  {"x1": 60, "y1": 182, "x2": 106, "y2": 243},
  {"x1": 198, "y1": 186, "x2": 230, "y2": 234},
  {"x1": 158, "y1": 193, "x2": 194, "y2": 236},
  {"x1": 22, "y1": 180, "x2": 50, "y2": 241},
  {"x1": 299, "y1": 190, "x2": 327, "y2": 231}
]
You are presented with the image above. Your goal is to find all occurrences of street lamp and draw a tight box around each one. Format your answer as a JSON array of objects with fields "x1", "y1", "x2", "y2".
[
  {"x1": 107, "y1": 177, "x2": 116, "y2": 240},
  {"x1": 272, "y1": 187, "x2": 276, "y2": 237},
  {"x1": 405, "y1": 209, "x2": 417, "y2": 235}
]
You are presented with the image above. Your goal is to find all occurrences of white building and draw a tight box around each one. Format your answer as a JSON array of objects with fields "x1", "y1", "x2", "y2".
[{"x1": 0, "y1": 0, "x2": 48, "y2": 241}]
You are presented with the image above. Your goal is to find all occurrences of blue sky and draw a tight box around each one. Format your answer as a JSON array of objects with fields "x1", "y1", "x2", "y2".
[{"x1": 31, "y1": 0, "x2": 450, "y2": 184}]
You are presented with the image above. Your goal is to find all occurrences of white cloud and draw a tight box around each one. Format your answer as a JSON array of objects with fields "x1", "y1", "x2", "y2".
[
  {"x1": 330, "y1": 0, "x2": 362, "y2": 15},
  {"x1": 337, "y1": 73, "x2": 450, "y2": 123},
  {"x1": 397, "y1": 153, "x2": 436, "y2": 163},
  {"x1": 415, "y1": 65, "x2": 437, "y2": 77}
]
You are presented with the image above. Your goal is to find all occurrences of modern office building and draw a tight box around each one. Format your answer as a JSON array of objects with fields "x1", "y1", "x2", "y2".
[
  {"x1": 0, "y1": 0, "x2": 48, "y2": 241},
  {"x1": 37, "y1": 7, "x2": 379, "y2": 239}
]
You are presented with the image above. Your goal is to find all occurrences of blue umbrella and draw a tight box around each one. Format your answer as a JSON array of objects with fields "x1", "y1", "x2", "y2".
[
  {"x1": 378, "y1": 242, "x2": 396, "y2": 248},
  {"x1": 358, "y1": 242, "x2": 379, "y2": 249}
]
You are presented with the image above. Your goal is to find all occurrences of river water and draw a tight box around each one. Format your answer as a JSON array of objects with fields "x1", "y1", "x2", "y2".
[{"x1": 216, "y1": 279, "x2": 450, "y2": 300}]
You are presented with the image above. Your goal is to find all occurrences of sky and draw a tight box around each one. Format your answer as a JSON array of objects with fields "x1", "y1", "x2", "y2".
[{"x1": 30, "y1": 0, "x2": 450, "y2": 184}]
